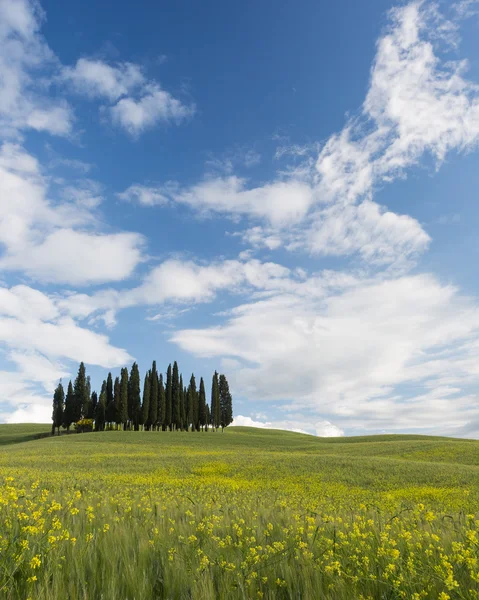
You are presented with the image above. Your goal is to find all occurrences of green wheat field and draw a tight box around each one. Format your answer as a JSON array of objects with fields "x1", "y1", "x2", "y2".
[{"x1": 1, "y1": 425, "x2": 479, "y2": 599}]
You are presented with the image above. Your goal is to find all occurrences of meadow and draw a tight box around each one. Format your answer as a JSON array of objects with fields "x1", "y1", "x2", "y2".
[{"x1": 1, "y1": 425, "x2": 479, "y2": 599}]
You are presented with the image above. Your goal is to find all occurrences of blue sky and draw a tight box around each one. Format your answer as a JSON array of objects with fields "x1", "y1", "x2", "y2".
[{"x1": 1, "y1": 0, "x2": 479, "y2": 436}]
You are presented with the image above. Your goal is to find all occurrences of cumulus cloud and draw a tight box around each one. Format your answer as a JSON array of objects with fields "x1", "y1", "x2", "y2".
[
  {"x1": 121, "y1": 176, "x2": 315, "y2": 227},
  {"x1": 118, "y1": 184, "x2": 169, "y2": 206},
  {"x1": 0, "y1": 0, "x2": 73, "y2": 137},
  {"x1": 0, "y1": 284, "x2": 133, "y2": 424},
  {"x1": 172, "y1": 273, "x2": 479, "y2": 434},
  {"x1": 62, "y1": 57, "x2": 194, "y2": 136},
  {"x1": 110, "y1": 84, "x2": 195, "y2": 136},
  {"x1": 0, "y1": 143, "x2": 144, "y2": 285},
  {"x1": 62, "y1": 58, "x2": 144, "y2": 101}
]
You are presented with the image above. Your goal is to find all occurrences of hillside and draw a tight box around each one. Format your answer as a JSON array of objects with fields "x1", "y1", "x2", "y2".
[
  {"x1": 1, "y1": 424, "x2": 479, "y2": 496},
  {"x1": 1, "y1": 424, "x2": 479, "y2": 598}
]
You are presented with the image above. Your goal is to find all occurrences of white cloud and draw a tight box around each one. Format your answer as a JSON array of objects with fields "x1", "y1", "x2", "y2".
[
  {"x1": 0, "y1": 0, "x2": 73, "y2": 137},
  {"x1": 1, "y1": 229, "x2": 144, "y2": 286},
  {"x1": 118, "y1": 184, "x2": 169, "y2": 206},
  {"x1": 232, "y1": 414, "x2": 313, "y2": 436},
  {"x1": 315, "y1": 2, "x2": 479, "y2": 207},
  {"x1": 169, "y1": 176, "x2": 314, "y2": 227},
  {"x1": 110, "y1": 84, "x2": 195, "y2": 136},
  {"x1": 60, "y1": 257, "x2": 294, "y2": 323},
  {"x1": 172, "y1": 273, "x2": 479, "y2": 434},
  {"x1": 315, "y1": 420, "x2": 345, "y2": 437},
  {"x1": 62, "y1": 58, "x2": 144, "y2": 101},
  {"x1": 0, "y1": 143, "x2": 144, "y2": 285},
  {"x1": 299, "y1": 200, "x2": 430, "y2": 266}
]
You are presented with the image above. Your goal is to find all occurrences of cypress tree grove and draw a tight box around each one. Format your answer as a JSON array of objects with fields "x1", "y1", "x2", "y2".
[
  {"x1": 52, "y1": 381, "x2": 64, "y2": 435},
  {"x1": 113, "y1": 376, "x2": 121, "y2": 430},
  {"x1": 149, "y1": 362, "x2": 158, "y2": 431},
  {"x1": 141, "y1": 371, "x2": 150, "y2": 430},
  {"x1": 190, "y1": 374, "x2": 199, "y2": 432},
  {"x1": 219, "y1": 374, "x2": 233, "y2": 431},
  {"x1": 165, "y1": 364, "x2": 172, "y2": 431},
  {"x1": 199, "y1": 377, "x2": 207, "y2": 432},
  {"x1": 129, "y1": 362, "x2": 141, "y2": 431},
  {"x1": 172, "y1": 361, "x2": 180, "y2": 431},
  {"x1": 119, "y1": 367, "x2": 129, "y2": 430},
  {"x1": 55, "y1": 361, "x2": 233, "y2": 436},
  {"x1": 63, "y1": 380, "x2": 75, "y2": 432},
  {"x1": 211, "y1": 371, "x2": 220, "y2": 431}
]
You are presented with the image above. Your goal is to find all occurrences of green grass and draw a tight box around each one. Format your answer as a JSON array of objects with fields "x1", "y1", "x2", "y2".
[
  {"x1": 1, "y1": 424, "x2": 479, "y2": 599},
  {"x1": 0, "y1": 424, "x2": 51, "y2": 446}
]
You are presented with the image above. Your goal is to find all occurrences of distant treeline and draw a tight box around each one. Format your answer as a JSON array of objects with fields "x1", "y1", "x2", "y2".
[{"x1": 51, "y1": 361, "x2": 233, "y2": 434}]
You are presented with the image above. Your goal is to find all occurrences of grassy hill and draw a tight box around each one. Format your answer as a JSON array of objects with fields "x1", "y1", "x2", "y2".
[{"x1": 1, "y1": 424, "x2": 479, "y2": 599}]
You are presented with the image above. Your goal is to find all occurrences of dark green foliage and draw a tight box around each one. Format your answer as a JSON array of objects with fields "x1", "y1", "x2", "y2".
[
  {"x1": 52, "y1": 381, "x2": 64, "y2": 434},
  {"x1": 63, "y1": 380, "x2": 75, "y2": 431},
  {"x1": 73, "y1": 362, "x2": 88, "y2": 422},
  {"x1": 113, "y1": 376, "x2": 121, "y2": 429},
  {"x1": 179, "y1": 375, "x2": 185, "y2": 431},
  {"x1": 211, "y1": 371, "x2": 220, "y2": 431},
  {"x1": 95, "y1": 389, "x2": 106, "y2": 431},
  {"x1": 129, "y1": 363, "x2": 141, "y2": 431},
  {"x1": 85, "y1": 376, "x2": 93, "y2": 418},
  {"x1": 185, "y1": 387, "x2": 192, "y2": 431},
  {"x1": 149, "y1": 362, "x2": 159, "y2": 430},
  {"x1": 189, "y1": 374, "x2": 199, "y2": 432},
  {"x1": 199, "y1": 378, "x2": 207, "y2": 431},
  {"x1": 172, "y1": 361, "x2": 180, "y2": 430},
  {"x1": 140, "y1": 371, "x2": 150, "y2": 428},
  {"x1": 219, "y1": 374, "x2": 233, "y2": 430},
  {"x1": 165, "y1": 364, "x2": 172, "y2": 431},
  {"x1": 56, "y1": 361, "x2": 233, "y2": 436},
  {"x1": 205, "y1": 403, "x2": 210, "y2": 432},
  {"x1": 106, "y1": 373, "x2": 113, "y2": 406},
  {"x1": 91, "y1": 391, "x2": 98, "y2": 417},
  {"x1": 119, "y1": 368, "x2": 129, "y2": 429}
]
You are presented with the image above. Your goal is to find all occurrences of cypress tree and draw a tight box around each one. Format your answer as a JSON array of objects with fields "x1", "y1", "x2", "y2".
[
  {"x1": 172, "y1": 361, "x2": 180, "y2": 430},
  {"x1": 199, "y1": 377, "x2": 207, "y2": 431},
  {"x1": 205, "y1": 403, "x2": 211, "y2": 432},
  {"x1": 95, "y1": 388, "x2": 106, "y2": 431},
  {"x1": 219, "y1": 374, "x2": 233, "y2": 431},
  {"x1": 85, "y1": 375, "x2": 93, "y2": 419},
  {"x1": 211, "y1": 371, "x2": 220, "y2": 431},
  {"x1": 129, "y1": 362, "x2": 141, "y2": 431},
  {"x1": 189, "y1": 374, "x2": 199, "y2": 432},
  {"x1": 113, "y1": 376, "x2": 121, "y2": 430},
  {"x1": 149, "y1": 362, "x2": 158, "y2": 431},
  {"x1": 179, "y1": 374, "x2": 185, "y2": 431},
  {"x1": 158, "y1": 373, "x2": 165, "y2": 430},
  {"x1": 106, "y1": 373, "x2": 113, "y2": 406},
  {"x1": 73, "y1": 362, "x2": 88, "y2": 423},
  {"x1": 105, "y1": 372, "x2": 113, "y2": 425},
  {"x1": 141, "y1": 371, "x2": 150, "y2": 430},
  {"x1": 119, "y1": 367, "x2": 129, "y2": 430},
  {"x1": 165, "y1": 364, "x2": 172, "y2": 431},
  {"x1": 91, "y1": 391, "x2": 98, "y2": 418},
  {"x1": 185, "y1": 387, "x2": 191, "y2": 431},
  {"x1": 52, "y1": 381, "x2": 64, "y2": 435},
  {"x1": 63, "y1": 380, "x2": 75, "y2": 432}
]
